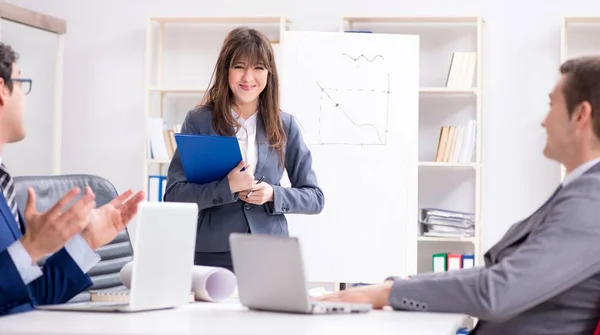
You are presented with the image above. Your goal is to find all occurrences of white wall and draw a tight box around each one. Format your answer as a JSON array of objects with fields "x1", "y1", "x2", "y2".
[{"x1": 8, "y1": 0, "x2": 600, "y2": 251}]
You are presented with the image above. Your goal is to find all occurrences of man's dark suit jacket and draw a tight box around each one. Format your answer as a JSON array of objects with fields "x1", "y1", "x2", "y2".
[{"x1": 0, "y1": 192, "x2": 92, "y2": 316}]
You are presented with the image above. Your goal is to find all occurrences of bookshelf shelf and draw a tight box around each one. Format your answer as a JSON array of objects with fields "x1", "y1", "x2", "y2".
[
  {"x1": 564, "y1": 17, "x2": 600, "y2": 24},
  {"x1": 342, "y1": 16, "x2": 484, "y2": 276},
  {"x1": 148, "y1": 158, "x2": 171, "y2": 165},
  {"x1": 342, "y1": 16, "x2": 480, "y2": 24},
  {"x1": 150, "y1": 16, "x2": 291, "y2": 25},
  {"x1": 417, "y1": 236, "x2": 476, "y2": 243},
  {"x1": 144, "y1": 16, "x2": 290, "y2": 200}
]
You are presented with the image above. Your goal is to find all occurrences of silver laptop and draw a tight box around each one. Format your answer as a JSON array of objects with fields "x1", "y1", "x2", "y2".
[
  {"x1": 229, "y1": 233, "x2": 372, "y2": 314},
  {"x1": 37, "y1": 201, "x2": 198, "y2": 313}
]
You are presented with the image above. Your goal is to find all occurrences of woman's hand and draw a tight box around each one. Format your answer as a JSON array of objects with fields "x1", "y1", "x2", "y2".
[
  {"x1": 239, "y1": 180, "x2": 274, "y2": 205},
  {"x1": 227, "y1": 161, "x2": 254, "y2": 194}
]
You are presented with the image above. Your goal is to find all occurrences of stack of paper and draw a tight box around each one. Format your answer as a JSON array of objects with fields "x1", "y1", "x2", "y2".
[{"x1": 419, "y1": 208, "x2": 475, "y2": 238}]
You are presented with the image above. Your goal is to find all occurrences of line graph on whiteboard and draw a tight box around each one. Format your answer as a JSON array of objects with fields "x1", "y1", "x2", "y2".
[
  {"x1": 341, "y1": 53, "x2": 385, "y2": 63},
  {"x1": 295, "y1": 52, "x2": 391, "y2": 146}
]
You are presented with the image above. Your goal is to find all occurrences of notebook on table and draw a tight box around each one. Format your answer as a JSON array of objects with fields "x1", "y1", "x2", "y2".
[{"x1": 89, "y1": 290, "x2": 195, "y2": 303}]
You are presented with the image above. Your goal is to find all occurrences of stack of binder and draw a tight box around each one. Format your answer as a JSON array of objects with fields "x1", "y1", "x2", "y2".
[{"x1": 419, "y1": 208, "x2": 475, "y2": 238}]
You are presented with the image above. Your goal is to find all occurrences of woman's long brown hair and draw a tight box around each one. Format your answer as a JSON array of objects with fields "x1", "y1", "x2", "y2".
[{"x1": 198, "y1": 27, "x2": 286, "y2": 166}]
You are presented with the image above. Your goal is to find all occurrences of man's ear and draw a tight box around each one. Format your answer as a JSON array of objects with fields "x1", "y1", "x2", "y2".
[
  {"x1": 0, "y1": 78, "x2": 7, "y2": 107},
  {"x1": 573, "y1": 101, "x2": 593, "y2": 127}
]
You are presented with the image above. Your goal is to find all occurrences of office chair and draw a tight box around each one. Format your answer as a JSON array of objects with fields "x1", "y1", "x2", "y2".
[{"x1": 13, "y1": 174, "x2": 134, "y2": 301}]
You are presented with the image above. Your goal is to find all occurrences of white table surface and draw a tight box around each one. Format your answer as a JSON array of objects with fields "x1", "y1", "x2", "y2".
[{"x1": 0, "y1": 301, "x2": 466, "y2": 335}]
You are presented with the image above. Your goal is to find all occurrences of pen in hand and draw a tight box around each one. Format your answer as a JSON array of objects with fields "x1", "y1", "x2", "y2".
[{"x1": 246, "y1": 176, "x2": 265, "y2": 198}]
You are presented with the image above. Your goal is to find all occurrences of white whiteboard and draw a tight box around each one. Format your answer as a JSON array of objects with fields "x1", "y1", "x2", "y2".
[
  {"x1": 0, "y1": 19, "x2": 59, "y2": 176},
  {"x1": 280, "y1": 31, "x2": 420, "y2": 284}
]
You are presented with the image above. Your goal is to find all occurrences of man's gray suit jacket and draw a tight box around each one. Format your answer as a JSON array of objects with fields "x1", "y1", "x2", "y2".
[{"x1": 389, "y1": 161, "x2": 600, "y2": 334}]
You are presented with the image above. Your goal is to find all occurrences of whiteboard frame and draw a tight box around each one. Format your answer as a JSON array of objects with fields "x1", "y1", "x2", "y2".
[{"x1": 280, "y1": 30, "x2": 420, "y2": 284}]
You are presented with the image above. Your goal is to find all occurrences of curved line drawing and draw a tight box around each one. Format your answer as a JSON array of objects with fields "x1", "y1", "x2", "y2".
[
  {"x1": 341, "y1": 53, "x2": 384, "y2": 62},
  {"x1": 315, "y1": 81, "x2": 382, "y2": 143}
]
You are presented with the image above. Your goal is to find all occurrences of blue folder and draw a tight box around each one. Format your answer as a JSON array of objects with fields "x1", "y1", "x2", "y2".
[{"x1": 174, "y1": 134, "x2": 242, "y2": 184}]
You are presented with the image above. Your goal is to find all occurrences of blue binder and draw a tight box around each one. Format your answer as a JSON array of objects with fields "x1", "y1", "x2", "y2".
[
  {"x1": 147, "y1": 175, "x2": 166, "y2": 202},
  {"x1": 174, "y1": 134, "x2": 243, "y2": 184},
  {"x1": 461, "y1": 254, "x2": 475, "y2": 269}
]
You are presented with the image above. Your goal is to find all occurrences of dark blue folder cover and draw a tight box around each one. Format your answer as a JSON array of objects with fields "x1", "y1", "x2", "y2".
[{"x1": 174, "y1": 134, "x2": 242, "y2": 184}]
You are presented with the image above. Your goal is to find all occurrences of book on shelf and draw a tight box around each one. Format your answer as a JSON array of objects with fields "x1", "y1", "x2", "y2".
[
  {"x1": 445, "y1": 51, "x2": 476, "y2": 89},
  {"x1": 419, "y1": 208, "x2": 475, "y2": 238},
  {"x1": 147, "y1": 117, "x2": 181, "y2": 161},
  {"x1": 434, "y1": 120, "x2": 476, "y2": 163}
]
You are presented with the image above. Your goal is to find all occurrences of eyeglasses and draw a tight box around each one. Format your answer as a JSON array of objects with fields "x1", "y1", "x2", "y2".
[{"x1": 12, "y1": 78, "x2": 32, "y2": 95}]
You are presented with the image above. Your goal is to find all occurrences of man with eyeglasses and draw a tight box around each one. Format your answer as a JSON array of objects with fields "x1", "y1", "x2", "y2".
[
  {"x1": 12, "y1": 78, "x2": 30, "y2": 94},
  {"x1": 0, "y1": 42, "x2": 145, "y2": 316}
]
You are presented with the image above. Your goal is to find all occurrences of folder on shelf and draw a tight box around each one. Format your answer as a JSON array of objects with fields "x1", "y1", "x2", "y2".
[
  {"x1": 147, "y1": 175, "x2": 166, "y2": 202},
  {"x1": 461, "y1": 254, "x2": 475, "y2": 269},
  {"x1": 174, "y1": 134, "x2": 243, "y2": 184},
  {"x1": 431, "y1": 253, "x2": 475, "y2": 273},
  {"x1": 447, "y1": 253, "x2": 462, "y2": 271},
  {"x1": 432, "y1": 253, "x2": 447, "y2": 273}
]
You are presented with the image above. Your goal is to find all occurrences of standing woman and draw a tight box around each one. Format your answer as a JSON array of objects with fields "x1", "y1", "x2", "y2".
[{"x1": 164, "y1": 27, "x2": 324, "y2": 272}]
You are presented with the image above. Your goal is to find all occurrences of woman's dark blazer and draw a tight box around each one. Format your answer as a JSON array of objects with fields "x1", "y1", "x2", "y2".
[{"x1": 164, "y1": 106, "x2": 325, "y2": 253}]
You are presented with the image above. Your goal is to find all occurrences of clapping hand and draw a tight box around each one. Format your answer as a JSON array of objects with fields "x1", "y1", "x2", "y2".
[
  {"x1": 81, "y1": 189, "x2": 144, "y2": 250},
  {"x1": 21, "y1": 186, "x2": 96, "y2": 262}
]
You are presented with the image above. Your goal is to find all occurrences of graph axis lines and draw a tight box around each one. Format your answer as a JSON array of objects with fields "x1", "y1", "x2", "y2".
[{"x1": 311, "y1": 75, "x2": 391, "y2": 147}]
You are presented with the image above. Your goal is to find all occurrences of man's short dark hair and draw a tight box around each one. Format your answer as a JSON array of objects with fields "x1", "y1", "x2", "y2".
[
  {"x1": 0, "y1": 42, "x2": 17, "y2": 92},
  {"x1": 560, "y1": 56, "x2": 600, "y2": 138}
]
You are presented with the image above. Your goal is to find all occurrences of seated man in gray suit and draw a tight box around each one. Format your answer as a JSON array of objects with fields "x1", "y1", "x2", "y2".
[{"x1": 317, "y1": 55, "x2": 600, "y2": 334}]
